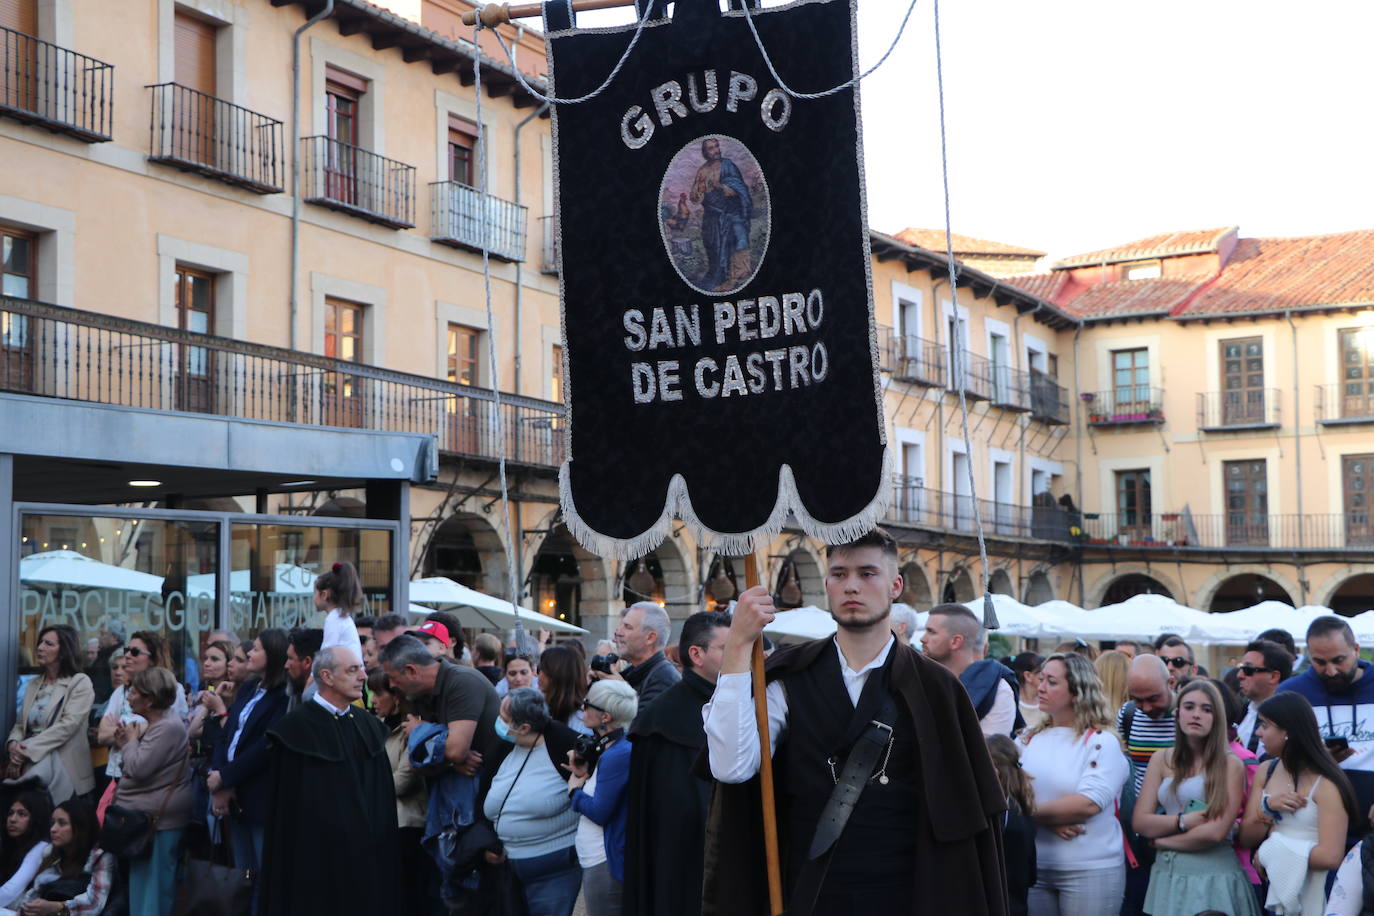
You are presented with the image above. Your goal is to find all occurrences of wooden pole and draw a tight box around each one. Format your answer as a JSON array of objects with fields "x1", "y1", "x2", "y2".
[
  {"x1": 462, "y1": 0, "x2": 636, "y2": 27},
  {"x1": 743, "y1": 553, "x2": 784, "y2": 916}
]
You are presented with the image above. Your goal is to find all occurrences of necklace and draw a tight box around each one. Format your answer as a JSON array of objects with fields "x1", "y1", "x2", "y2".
[{"x1": 826, "y1": 733, "x2": 895, "y2": 786}]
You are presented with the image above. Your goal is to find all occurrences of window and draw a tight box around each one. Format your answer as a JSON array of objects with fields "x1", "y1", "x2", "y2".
[
  {"x1": 1345, "y1": 455, "x2": 1374, "y2": 546},
  {"x1": 1046, "y1": 353, "x2": 1059, "y2": 379},
  {"x1": 172, "y1": 10, "x2": 218, "y2": 165},
  {"x1": 324, "y1": 67, "x2": 365, "y2": 205},
  {"x1": 1111, "y1": 348, "x2": 1148, "y2": 411},
  {"x1": 1124, "y1": 260, "x2": 1162, "y2": 280},
  {"x1": 1115, "y1": 470, "x2": 1151, "y2": 539},
  {"x1": 174, "y1": 10, "x2": 217, "y2": 95},
  {"x1": 173, "y1": 265, "x2": 215, "y2": 412},
  {"x1": 1, "y1": 226, "x2": 34, "y2": 391},
  {"x1": 1224, "y1": 459, "x2": 1268, "y2": 546},
  {"x1": 448, "y1": 115, "x2": 479, "y2": 187},
  {"x1": 0, "y1": 0, "x2": 37, "y2": 35},
  {"x1": 1339, "y1": 328, "x2": 1374, "y2": 419},
  {"x1": 550, "y1": 344, "x2": 564, "y2": 404},
  {"x1": 1220, "y1": 337, "x2": 1264, "y2": 424},
  {"x1": 446, "y1": 323, "x2": 479, "y2": 386},
  {"x1": 324, "y1": 297, "x2": 366, "y2": 428}
]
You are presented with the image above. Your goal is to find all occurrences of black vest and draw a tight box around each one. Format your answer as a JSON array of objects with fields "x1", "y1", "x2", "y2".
[{"x1": 776, "y1": 642, "x2": 921, "y2": 890}]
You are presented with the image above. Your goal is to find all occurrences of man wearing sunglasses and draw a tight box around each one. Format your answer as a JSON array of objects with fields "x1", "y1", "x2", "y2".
[
  {"x1": 1234, "y1": 638, "x2": 1293, "y2": 753},
  {"x1": 1157, "y1": 637, "x2": 1196, "y2": 690}
]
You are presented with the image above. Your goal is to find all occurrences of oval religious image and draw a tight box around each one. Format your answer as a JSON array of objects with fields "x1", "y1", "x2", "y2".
[{"x1": 658, "y1": 134, "x2": 771, "y2": 297}]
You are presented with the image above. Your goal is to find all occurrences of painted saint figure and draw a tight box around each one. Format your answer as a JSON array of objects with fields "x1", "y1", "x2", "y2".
[{"x1": 689, "y1": 137, "x2": 753, "y2": 292}]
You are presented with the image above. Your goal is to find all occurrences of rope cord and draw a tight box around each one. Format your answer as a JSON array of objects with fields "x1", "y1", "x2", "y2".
[
  {"x1": 489, "y1": 0, "x2": 921, "y2": 106},
  {"x1": 473, "y1": 29, "x2": 535, "y2": 650},
  {"x1": 932, "y1": 0, "x2": 997, "y2": 629}
]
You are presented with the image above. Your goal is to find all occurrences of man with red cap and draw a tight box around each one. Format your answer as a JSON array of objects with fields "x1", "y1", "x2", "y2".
[{"x1": 410, "y1": 619, "x2": 452, "y2": 659}]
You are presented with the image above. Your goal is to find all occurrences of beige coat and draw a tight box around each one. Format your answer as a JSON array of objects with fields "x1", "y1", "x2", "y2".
[
  {"x1": 384, "y1": 723, "x2": 427, "y2": 830},
  {"x1": 7, "y1": 673, "x2": 96, "y2": 798}
]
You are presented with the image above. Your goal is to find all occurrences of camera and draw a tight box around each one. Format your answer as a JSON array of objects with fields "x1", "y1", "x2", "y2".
[
  {"x1": 590, "y1": 652, "x2": 620, "y2": 675},
  {"x1": 572, "y1": 732, "x2": 605, "y2": 770}
]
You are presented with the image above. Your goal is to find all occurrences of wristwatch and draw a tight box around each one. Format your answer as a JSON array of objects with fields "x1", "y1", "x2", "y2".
[{"x1": 1177, "y1": 813, "x2": 1188, "y2": 834}]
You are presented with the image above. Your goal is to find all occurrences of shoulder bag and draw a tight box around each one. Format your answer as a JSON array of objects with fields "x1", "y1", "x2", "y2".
[{"x1": 100, "y1": 750, "x2": 189, "y2": 859}]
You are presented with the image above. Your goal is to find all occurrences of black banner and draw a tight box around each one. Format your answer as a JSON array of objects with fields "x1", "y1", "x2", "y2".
[{"x1": 548, "y1": 0, "x2": 888, "y2": 559}]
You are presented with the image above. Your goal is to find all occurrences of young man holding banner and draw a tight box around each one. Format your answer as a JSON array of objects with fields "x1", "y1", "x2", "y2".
[{"x1": 701, "y1": 527, "x2": 1009, "y2": 915}]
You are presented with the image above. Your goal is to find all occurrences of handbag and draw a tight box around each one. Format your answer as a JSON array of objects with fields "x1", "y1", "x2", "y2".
[
  {"x1": 37, "y1": 875, "x2": 92, "y2": 901},
  {"x1": 174, "y1": 856, "x2": 254, "y2": 916},
  {"x1": 101, "y1": 750, "x2": 189, "y2": 858}
]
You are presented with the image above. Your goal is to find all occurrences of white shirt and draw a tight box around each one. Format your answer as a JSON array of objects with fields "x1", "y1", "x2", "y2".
[
  {"x1": 227, "y1": 686, "x2": 265, "y2": 762},
  {"x1": 704, "y1": 636, "x2": 895, "y2": 784},
  {"x1": 1238, "y1": 702, "x2": 1261, "y2": 751},
  {"x1": 980, "y1": 680, "x2": 1016, "y2": 737},
  {"x1": 311, "y1": 692, "x2": 350, "y2": 717},
  {"x1": 1326, "y1": 843, "x2": 1363, "y2": 916},
  {"x1": 0, "y1": 842, "x2": 47, "y2": 908},
  {"x1": 1017, "y1": 726, "x2": 1130, "y2": 871},
  {"x1": 574, "y1": 767, "x2": 607, "y2": 868},
  {"x1": 321, "y1": 610, "x2": 363, "y2": 662}
]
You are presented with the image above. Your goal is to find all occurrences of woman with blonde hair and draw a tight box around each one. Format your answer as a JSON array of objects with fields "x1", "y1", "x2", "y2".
[
  {"x1": 1132, "y1": 679, "x2": 1258, "y2": 916},
  {"x1": 1017, "y1": 653, "x2": 1130, "y2": 916},
  {"x1": 1093, "y1": 650, "x2": 1129, "y2": 715}
]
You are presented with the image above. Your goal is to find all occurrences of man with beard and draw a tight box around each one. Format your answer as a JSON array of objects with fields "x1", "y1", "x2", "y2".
[
  {"x1": 921, "y1": 604, "x2": 1021, "y2": 736},
  {"x1": 1277, "y1": 615, "x2": 1374, "y2": 827},
  {"x1": 702, "y1": 528, "x2": 1008, "y2": 915},
  {"x1": 623, "y1": 610, "x2": 730, "y2": 916},
  {"x1": 284, "y1": 628, "x2": 322, "y2": 712}
]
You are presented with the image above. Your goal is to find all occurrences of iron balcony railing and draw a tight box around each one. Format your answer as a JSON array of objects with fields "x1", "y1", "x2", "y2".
[
  {"x1": 874, "y1": 325, "x2": 894, "y2": 373},
  {"x1": 301, "y1": 135, "x2": 415, "y2": 229},
  {"x1": 887, "y1": 334, "x2": 945, "y2": 386},
  {"x1": 1316, "y1": 383, "x2": 1374, "y2": 425},
  {"x1": 948, "y1": 349, "x2": 993, "y2": 400},
  {"x1": 1083, "y1": 387, "x2": 1165, "y2": 426},
  {"x1": 0, "y1": 295, "x2": 566, "y2": 469},
  {"x1": 1079, "y1": 511, "x2": 1374, "y2": 551},
  {"x1": 991, "y1": 365, "x2": 1032, "y2": 412},
  {"x1": 1030, "y1": 372, "x2": 1070, "y2": 425},
  {"x1": 146, "y1": 83, "x2": 283, "y2": 193},
  {"x1": 431, "y1": 182, "x2": 527, "y2": 262},
  {"x1": 539, "y1": 214, "x2": 559, "y2": 274},
  {"x1": 1198, "y1": 388, "x2": 1280, "y2": 430},
  {"x1": 886, "y1": 475, "x2": 1077, "y2": 542},
  {"x1": 0, "y1": 24, "x2": 113, "y2": 141}
]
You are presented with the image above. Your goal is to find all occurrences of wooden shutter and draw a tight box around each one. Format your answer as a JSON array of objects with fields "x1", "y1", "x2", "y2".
[
  {"x1": 174, "y1": 11, "x2": 217, "y2": 94},
  {"x1": 0, "y1": 0, "x2": 37, "y2": 35}
]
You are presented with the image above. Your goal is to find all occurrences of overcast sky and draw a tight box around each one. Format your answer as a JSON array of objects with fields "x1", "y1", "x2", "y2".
[{"x1": 525, "y1": 1, "x2": 1374, "y2": 260}]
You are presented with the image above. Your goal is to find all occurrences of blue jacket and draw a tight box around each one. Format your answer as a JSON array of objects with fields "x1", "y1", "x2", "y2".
[
  {"x1": 570, "y1": 737, "x2": 632, "y2": 882},
  {"x1": 409, "y1": 720, "x2": 480, "y2": 894},
  {"x1": 1277, "y1": 659, "x2": 1374, "y2": 820},
  {"x1": 211, "y1": 680, "x2": 289, "y2": 827}
]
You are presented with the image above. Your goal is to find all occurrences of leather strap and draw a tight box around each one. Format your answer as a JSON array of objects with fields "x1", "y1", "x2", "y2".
[{"x1": 151, "y1": 751, "x2": 190, "y2": 827}]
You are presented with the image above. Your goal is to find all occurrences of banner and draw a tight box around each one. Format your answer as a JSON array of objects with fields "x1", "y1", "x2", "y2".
[{"x1": 547, "y1": 0, "x2": 889, "y2": 559}]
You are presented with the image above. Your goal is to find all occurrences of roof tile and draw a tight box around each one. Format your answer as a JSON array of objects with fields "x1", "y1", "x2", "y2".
[
  {"x1": 893, "y1": 228, "x2": 1045, "y2": 258},
  {"x1": 1055, "y1": 227, "x2": 1236, "y2": 269},
  {"x1": 1181, "y1": 230, "x2": 1374, "y2": 316}
]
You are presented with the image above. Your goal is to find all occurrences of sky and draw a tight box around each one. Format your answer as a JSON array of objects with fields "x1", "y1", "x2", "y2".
[{"x1": 525, "y1": 0, "x2": 1374, "y2": 261}]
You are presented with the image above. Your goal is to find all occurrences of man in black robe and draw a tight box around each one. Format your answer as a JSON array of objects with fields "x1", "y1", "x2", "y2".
[
  {"x1": 624, "y1": 610, "x2": 731, "y2": 916},
  {"x1": 701, "y1": 528, "x2": 1008, "y2": 916},
  {"x1": 259, "y1": 645, "x2": 399, "y2": 915}
]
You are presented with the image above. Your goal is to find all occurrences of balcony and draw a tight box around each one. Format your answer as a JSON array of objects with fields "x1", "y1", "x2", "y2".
[
  {"x1": 1198, "y1": 389, "x2": 1280, "y2": 431},
  {"x1": 1316, "y1": 383, "x2": 1374, "y2": 425},
  {"x1": 991, "y1": 365, "x2": 1031, "y2": 412},
  {"x1": 1083, "y1": 387, "x2": 1165, "y2": 426},
  {"x1": 886, "y1": 475, "x2": 1076, "y2": 542},
  {"x1": 887, "y1": 333, "x2": 945, "y2": 386},
  {"x1": 1030, "y1": 372, "x2": 1069, "y2": 425},
  {"x1": 0, "y1": 25, "x2": 113, "y2": 142},
  {"x1": 949, "y1": 349, "x2": 993, "y2": 401},
  {"x1": 1079, "y1": 511, "x2": 1374, "y2": 551},
  {"x1": 301, "y1": 136, "x2": 415, "y2": 229},
  {"x1": 146, "y1": 84, "x2": 283, "y2": 194},
  {"x1": 539, "y1": 214, "x2": 559, "y2": 274},
  {"x1": 431, "y1": 182, "x2": 527, "y2": 262},
  {"x1": 0, "y1": 295, "x2": 566, "y2": 469}
]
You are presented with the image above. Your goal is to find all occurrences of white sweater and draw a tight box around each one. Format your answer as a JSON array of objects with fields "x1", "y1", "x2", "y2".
[
  {"x1": 321, "y1": 610, "x2": 362, "y2": 662},
  {"x1": 1018, "y1": 725, "x2": 1130, "y2": 871}
]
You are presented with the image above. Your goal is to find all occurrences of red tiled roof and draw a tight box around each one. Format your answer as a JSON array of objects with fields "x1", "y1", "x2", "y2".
[
  {"x1": 894, "y1": 228, "x2": 1045, "y2": 258},
  {"x1": 1001, "y1": 272, "x2": 1069, "y2": 303},
  {"x1": 1055, "y1": 227, "x2": 1236, "y2": 269},
  {"x1": 1181, "y1": 231, "x2": 1374, "y2": 316},
  {"x1": 1070, "y1": 277, "x2": 1210, "y2": 319}
]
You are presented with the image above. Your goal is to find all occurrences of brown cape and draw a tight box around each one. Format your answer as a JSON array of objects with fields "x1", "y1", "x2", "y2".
[{"x1": 700, "y1": 638, "x2": 1009, "y2": 916}]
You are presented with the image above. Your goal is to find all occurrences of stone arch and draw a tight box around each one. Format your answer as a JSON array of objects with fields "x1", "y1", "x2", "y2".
[
  {"x1": 770, "y1": 538, "x2": 825, "y2": 609},
  {"x1": 526, "y1": 520, "x2": 608, "y2": 629},
  {"x1": 1314, "y1": 564, "x2": 1374, "y2": 613},
  {"x1": 423, "y1": 512, "x2": 510, "y2": 598},
  {"x1": 622, "y1": 536, "x2": 692, "y2": 617},
  {"x1": 899, "y1": 560, "x2": 934, "y2": 609},
  {"x1": 988, "y1": 568, "x2": 1014, "y2": 596},
  {"x1": 1196, "y1": 566, "x2": 1298, "y2": 613},
  {"x1": 1324, "y1": 573, "x2": 1374, "y2": 617},
  {"x1": 942, "y1": 566, "x2": 975, "y2": 604},
  {"x1": 1085, "y1": 564, "x2": 1183, "y2": 608},
  {"x1": 704, "y1": 553, "x2": 742, "y2": 610},
  {"x1": 1023, "y1": 571, "x2": 1054, "y2": 605}
]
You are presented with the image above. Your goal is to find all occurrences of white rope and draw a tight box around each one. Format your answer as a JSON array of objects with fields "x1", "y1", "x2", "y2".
[
  {"x1": 932, "y1": 0, "x2": 997, "y2": 629},
  {"x1": 473, "y1": 29, "x2": 535, "y2": 650}
]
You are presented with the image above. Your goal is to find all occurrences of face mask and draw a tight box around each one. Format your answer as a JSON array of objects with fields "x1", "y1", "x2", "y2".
[{"x1": 495, "y1": 718, "x2": 515, "y2": 743}]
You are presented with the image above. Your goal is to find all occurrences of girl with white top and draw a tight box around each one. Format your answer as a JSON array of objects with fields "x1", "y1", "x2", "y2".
[
  {"x1": 0, "y1": 792, "x2": 51, "y2": 910},
  {"x1": 1239, "y1": 691, "x2": 1359, "y2": 915},
  {"x1": 1132, "y1": 679, "x2": 1259, "y2": 916},
  {"x1": 315, "y1": 561, "x2": 364, "y2": 662},
  {"x1": 1018, "y1": 652, "x2": 1130, "y2": 916}
]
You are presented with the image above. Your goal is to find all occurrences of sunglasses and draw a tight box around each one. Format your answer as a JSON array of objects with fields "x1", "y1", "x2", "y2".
[
  {"x1": 124, "y1": 647, "x2": 148, "y2": 658},
  {"x1": 580, "y1": 700, "x2": 607, "y2": 714},
  {"x1": 1237, "y1": 665, "x2": 1274, "y2": 676},
  {"x1": 1164, "y1": 657, "x2": 1192, "y2": 669}
]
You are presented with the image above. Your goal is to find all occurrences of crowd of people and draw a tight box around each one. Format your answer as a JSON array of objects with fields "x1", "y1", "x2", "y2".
[{"x1": 6, "y1": 542, "x2": 1374, "y2": 916}]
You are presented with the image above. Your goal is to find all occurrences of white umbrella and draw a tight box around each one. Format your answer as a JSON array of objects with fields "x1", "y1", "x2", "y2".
[
  {"x1": 185, "y1": 565, "x2": 317, "y2": 598},
  {"x1": 764, "y1": 606, "x2": 837, "y2": 641},
  {"x1": 409, "y1": 577, "x2": 588, "y2": 634},
  {"x1": 959, "y1": 594, "x2": 1045, "y2": 638},
  {"x1": 1031, "y1": 600, "x2": 1093, "y2": 637},
  {"x1": 20, "y1": 549, "x2": 163, "y2": 594},
  {"x1": 1083, "y1": 594, "x2": 1251, "y2": 645},
  {"x1": 1207, "y1": 602, "x2": 1332, "y2": 645}
]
